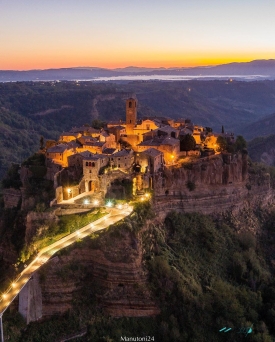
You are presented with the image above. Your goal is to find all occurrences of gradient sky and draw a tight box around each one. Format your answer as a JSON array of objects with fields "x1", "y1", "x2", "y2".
[{"x1": 1, "y1": 0, "x2": 275, "y2": 70}]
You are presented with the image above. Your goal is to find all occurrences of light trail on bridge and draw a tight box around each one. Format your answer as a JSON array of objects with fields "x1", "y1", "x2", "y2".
[{"x1": 0, "y1": 205, "x2": 133, "y2": 323}]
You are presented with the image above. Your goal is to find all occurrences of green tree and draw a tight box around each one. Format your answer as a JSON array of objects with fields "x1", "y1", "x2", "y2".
[
  {"x1": 180, "y1": 134, "x2": 196, "y2": 151},
  {"x1": 216, "y1": 135, "x2": 228, "y2": 152},
  {"x1": 39, "y1": 136, "x2": 44, "y2": 150},
  {"x1": 91, "y1": 119, "x2": 106, "y2": 129},
  {"x1": 205, "y1": 127, "x2": 212, "y2": 133},
  {"x1": 234, "y1": 135, "x2": 247, "y2": 151}
]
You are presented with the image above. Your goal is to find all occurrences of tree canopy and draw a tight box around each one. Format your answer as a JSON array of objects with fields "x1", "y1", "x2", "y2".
[
  {"x1": 180, "y1": 134, "x2": 196, "y2": 151},
  {"x1": 216, "y1": 136, "x2": 228, "y2": 152}
]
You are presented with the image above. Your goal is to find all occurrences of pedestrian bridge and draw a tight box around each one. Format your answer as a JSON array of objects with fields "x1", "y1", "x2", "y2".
[{"x1": 0, "y1": 205, "x2": 133, "y2": 340}]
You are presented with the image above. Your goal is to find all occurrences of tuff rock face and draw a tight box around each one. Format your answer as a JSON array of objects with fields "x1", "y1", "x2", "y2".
[
  {"x1": 153, "y1": 151, "x2": 272, "y2": 216},
  {"x1": 39, "y1": 229, "x2": 160, "y2": 318}
]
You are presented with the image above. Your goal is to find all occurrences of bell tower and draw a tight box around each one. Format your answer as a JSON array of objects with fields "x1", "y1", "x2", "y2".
[{"x1": 126, "y1": 98, "x2": 137, "y2": 135}]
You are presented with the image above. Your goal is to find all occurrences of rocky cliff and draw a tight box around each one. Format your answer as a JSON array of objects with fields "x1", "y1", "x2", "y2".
[
  {"x1": 38, "y1": 227, "x2": 160, "y2": 318},
  {"x1": 153, "y1": 151, "x2": 272, "y2": 216}
]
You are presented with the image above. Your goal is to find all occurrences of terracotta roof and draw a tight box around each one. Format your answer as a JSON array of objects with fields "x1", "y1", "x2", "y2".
[
  {"x1": 138, "y1": 136, "x2": 179, "y2": 147},
  {"x1": 179, "y1": 128, "x2": 193, "y2": 135},
  {"x1": 142, "y1": 148, "x2": 163, "y2": 157},
  {"x1": 102, "y1": 148, "x2": 117, "y2": 155},
  {"x1": 112, "y1": 149, "x2": 133, "y2": 157},
  {"x1": 47, "y1": 144, "x2": 71, "y2": 153},
  {"x1": 83, "y1": 142, "x2": 105, "y2": 147},
  {"x1": 60, "y1": 132, "x2": 79, "y2": 137}
]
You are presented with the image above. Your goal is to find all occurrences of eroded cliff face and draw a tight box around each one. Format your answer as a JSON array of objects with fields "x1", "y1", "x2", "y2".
[
  {"x1": 38, "y1": 228, "x2": 160, "y2": 318},
  {"x1": 153, "y1": 151, "x2": 272, "y2": 216},
  {"x1": 155, "y1": 152, "x2": 248, "y2": 194}
]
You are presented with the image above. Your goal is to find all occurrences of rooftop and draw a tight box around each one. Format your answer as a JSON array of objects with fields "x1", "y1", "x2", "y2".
[
  {"x1": 138, "y1": 136, "x2": 179, "y2": 147},
  {"x1": 142, "y1": 148, "x2": 163, "y2": 157},
  {"x1": 47, "y1": 144, "x2": 71, "y2": 153},
  {"x1": 112, "y1": 149, "x2": 133, "y2": 157}
]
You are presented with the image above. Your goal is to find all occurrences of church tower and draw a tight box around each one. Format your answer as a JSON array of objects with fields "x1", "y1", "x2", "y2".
[{"x1": 125, "y1": 98, "x2": 137, "y2": 135}]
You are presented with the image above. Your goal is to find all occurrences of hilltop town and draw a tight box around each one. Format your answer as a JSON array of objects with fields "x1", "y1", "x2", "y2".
[{"x1": 40, "y1": 97, "x2": 237, "y2": 205}]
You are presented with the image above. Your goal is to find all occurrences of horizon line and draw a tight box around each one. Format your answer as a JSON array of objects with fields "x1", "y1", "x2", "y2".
[{"x1": 1, "y1": 59, "x2": 275, "y2": 72}]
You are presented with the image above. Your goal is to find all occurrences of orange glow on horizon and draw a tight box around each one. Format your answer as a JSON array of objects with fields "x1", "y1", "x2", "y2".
[{"x1": 1, "y1": 51, "x2": 275, "y2": 71}]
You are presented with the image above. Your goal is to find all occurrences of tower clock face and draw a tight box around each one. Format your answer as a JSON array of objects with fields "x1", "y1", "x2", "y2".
[{"x1": 128, "y1": 110, "x2": 133, "y2": 114}]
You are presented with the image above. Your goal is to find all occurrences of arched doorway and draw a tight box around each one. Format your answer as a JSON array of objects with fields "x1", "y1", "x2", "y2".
[{"x1": 88, "y1": 181, "x2": 95, "y2": 192}]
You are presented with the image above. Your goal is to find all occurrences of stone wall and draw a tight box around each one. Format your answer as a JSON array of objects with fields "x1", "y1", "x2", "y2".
[{"x1": 18, "y1": 272, "x2": 42, "y2": 324}]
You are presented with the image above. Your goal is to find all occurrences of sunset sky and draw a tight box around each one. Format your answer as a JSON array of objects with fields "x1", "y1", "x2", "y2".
[{"x1": 1, "y1": 0, "x2": 275, "y2": 70}]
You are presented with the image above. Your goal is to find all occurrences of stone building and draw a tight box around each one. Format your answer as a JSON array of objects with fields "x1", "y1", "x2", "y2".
[
  {"x1": 110, "y1": 149, "x2": 134, "y2": 170},
  {"x1": 83, "y1": 154, "x2": 109, "y2": 192},
  {"x1": 46, "y1": 144, "x2": 75, "y2": 167},
  {"x1": 59, "y1": 132, "x2": 81, "y2": 142},
  {"x1": 98, "y1": 131, "x2": 117, "y2": 149},
  {"x1": 137, "y1": 136, "x2": 180, "y2": 165},
  {"x1": 125, "y1": 98, "x2": 137, "y2": 135},
  {"x1": 70, "y1": 126, "x2": 100, "y2": 137},
  {"x1": 136, "y1": 148, "x2": 164, "y2": 174}
]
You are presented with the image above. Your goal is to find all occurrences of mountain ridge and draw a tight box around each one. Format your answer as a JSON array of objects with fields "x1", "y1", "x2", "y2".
[{"x1": 1, "y1": 59, "x2": 275, "y2": 82}]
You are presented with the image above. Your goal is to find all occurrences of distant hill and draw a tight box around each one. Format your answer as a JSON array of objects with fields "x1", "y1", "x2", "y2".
[
  {"x1": 1, "y1": 59, "x2": 275, "y2": 82},
  {"x1": 248, "y1": 134, "x2": 275, "y2": 165},
  {"x1": 240, "y1": 112, "x2": 275, "y2": 140}
]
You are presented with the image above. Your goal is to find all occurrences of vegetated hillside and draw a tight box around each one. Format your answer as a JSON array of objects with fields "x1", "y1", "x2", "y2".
[
  {"x1": 1, "y1": 80, "x2": 275, "y2": 179},
  {"x1": 248, "y1": 134, "x2": 275, "y2": 165},
  {"x1": 130, "y1": 80, "x2": 275, "y2": 133},
  {"x1": 241, "y1": 112, "x2": 275, "y2": 140},
  {"x1": 3, "y1": 203, "x2": 275, "y2": 342},
  {"x1": 0, "y1": 82, "x2": 125, "y2": 179}
]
